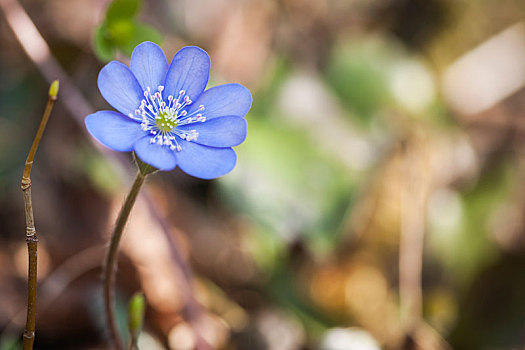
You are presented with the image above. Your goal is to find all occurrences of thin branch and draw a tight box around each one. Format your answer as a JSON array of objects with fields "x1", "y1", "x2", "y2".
[{"x1": 20, "y1": 81, "x2": 58, "y2": 350}]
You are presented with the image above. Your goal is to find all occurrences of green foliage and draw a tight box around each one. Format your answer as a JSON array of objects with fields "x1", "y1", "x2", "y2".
[
  {"x1": 93, "y1": 0, "x2": 162, "y2": 61},
  {"x1": 106, "y1": 0, "x2": 140, "y2": 22},
  {"x1": 0, "y1": 76, "x2": 42, "y2": 186},
  {"x1": 73, "y1": 147, "x2": 121, "y2": 193},
  {"x1": 219, "y1": 115, "x2": 356, "y2": 257},
  {"x1": 266, "y1": 265, "x2": 336, "y2": 338},
  {"x1": 429, "y1": 158, "x2": 517, "y2": 288},
  {"x1": 0, "y1": 335, "x2": 20, "y2": 350},
  {"x1": 250, "y1": 57, "x2": 292, "y2": 116},
  {"x1": 325, "y1": 39, "x2": 394, "y2": 125}
]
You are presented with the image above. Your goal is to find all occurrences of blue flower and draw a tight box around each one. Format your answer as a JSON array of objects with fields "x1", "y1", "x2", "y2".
[{"x1": 85, "y1": 41, "x2": 252, "y2": 179}]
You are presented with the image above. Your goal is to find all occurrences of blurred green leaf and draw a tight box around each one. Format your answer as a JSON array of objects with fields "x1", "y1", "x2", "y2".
[
  {"x1": 79, "y1": 150, "x2": 121, "y2": 193},
  {"x1": 120, "y1": 22, "x2": 163, "y2": 56},
  {"x1": 132, "y1": 22, "x2": 163, "y2": 46},
  {"x1": 220, "y1": 116, "x2": 356, "y2": 255},
  {"x1": 0, "y1": 335, "x2": 20, "y2": 350},
  {"x1": 266, "y1": 264, "x2": 336, "y2": 337},
  {"x1": 94, "y1": 25, "x2": 116, "y2": 61},
  {"x1": 246, "y1": 226, "x2": 285, "y2": 273},
  {"x1": 0, "y1": 76, "x2": 41, "y2": 183},
  {"x1": 429, "y1": 158, "x2": 516, "y2": 288},
  {"x1": 107, "y1": 19, "x2": 135, "y2": 46},
  {"x1": 250, "y1": 57, "x2": 292, "y2": 116},
  {"x1": 93, "y1": 0, "x2": 162, "y2": 61},
  {"x1": 325, "y1": 39, "x2": 394, "y2": 125},
  {"x1": 106, "y1": 0, "x2": 140, "y2": 23}
]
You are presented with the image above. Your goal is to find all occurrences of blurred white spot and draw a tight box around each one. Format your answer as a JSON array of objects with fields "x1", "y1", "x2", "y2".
[
  {"x1": 430, "y1": 134, "x2": 478, "y2": 187},
  {"x1": 390, "y1": 59, "x2": 436, "y2": 113},
  {"x1": 278, "y1": 72, "x2": 376, "y2": 170},
  {"x1": 179, "y1": 0, "x2": 229, "y2": 40},
  {"x1": 278, "y1": 72, "x2": 341, "y2": 123},
  {"x1": 137, "y1": 332, "x2": 165, "y2": 350},
  {"x1": 451, "y1": 136, "x2": 477, "y2": 182},
  {"x1": 427, "y1": 188, "x2": 463, "y2": 236},
  {"x1": 198, "y1": 314, "x2": 230, "y2": 349},
  {"x1": 442, "y1": 22, "x2": 525, "y2": 115},
  {"x1": 168, "y1": 323, "x2": 197, "y2": 350},
  {"x1": 320, "y1": 327, "x2": 380, "y2": 350},
  {"x1": 256, "y1": 310, "x2": 305, "y2": 350}
]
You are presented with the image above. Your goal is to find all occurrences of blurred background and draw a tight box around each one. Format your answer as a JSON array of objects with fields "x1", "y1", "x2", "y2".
[{"x1": 1, "y1": 0, "x2": 525, "y2": 349}]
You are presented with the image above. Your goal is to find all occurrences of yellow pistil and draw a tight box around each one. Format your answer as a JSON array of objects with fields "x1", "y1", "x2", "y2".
[{"x1": 155, "y1": 110, "x2": 177, "y2": 132}]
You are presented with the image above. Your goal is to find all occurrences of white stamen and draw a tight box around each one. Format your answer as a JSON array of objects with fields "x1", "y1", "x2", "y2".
[{"x1": 136, "y1": 87, "x2": 205, "y2": 151}]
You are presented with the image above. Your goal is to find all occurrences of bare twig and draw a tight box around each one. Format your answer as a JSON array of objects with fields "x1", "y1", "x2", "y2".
[{"x1": 20, "y1": 80, "x2": 59, "y2": 350}]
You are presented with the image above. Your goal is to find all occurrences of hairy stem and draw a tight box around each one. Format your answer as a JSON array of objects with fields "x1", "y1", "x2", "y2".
[{"x1": 103, "y1": 172, "x2": 146, "y2": 350}]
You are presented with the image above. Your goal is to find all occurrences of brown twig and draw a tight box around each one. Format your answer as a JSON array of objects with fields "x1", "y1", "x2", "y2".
[{"x1": 20, "y1": 80, "x2": 59, "y2": 350}]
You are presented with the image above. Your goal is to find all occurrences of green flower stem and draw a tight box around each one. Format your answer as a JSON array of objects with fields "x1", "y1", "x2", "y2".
[
  {"x1": 21, "y1": 80, "x2": 58, "y2": 350},
  {"x1": 103, "y1": 171, "x2": 146, "y2": 350}
]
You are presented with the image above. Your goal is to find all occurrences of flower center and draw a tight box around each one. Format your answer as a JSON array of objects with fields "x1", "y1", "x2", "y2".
[
  {"x1": 129, "y1": 86, "x2": 206, "y2": 151},
  {"x1": 155, "y1": 109, "x2": 178, "y2": 132}
]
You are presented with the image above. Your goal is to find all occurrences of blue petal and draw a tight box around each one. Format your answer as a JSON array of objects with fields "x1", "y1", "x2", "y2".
[
  {"x1": 164, "y1": 46, "x2": 210, "y2": 102},
  {"x1": 133, "y1": 137, "x2": 177, "y2": 171},
  {"x1": 98, "y1": 61, "x2": 144, "y2": 116},
  {"x1": 185, "y1": 84, "x2": 252, "y2": 120},
  {"x1": 177, "y1": 116, "x2": 247, "y2": 147},
  {"x1": 130, "y1": 41, "x2": 168, "y2": 92},
  {"x1": 85, "y1": 111, "x2": 144, "y2": 152},
  {"x1": 176, "y1": 141, "x2": 237, "y2": 179}
]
